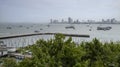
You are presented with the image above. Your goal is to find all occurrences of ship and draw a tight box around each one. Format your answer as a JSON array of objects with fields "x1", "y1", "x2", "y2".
[
  {"x1": 65, "y1": 26, "x2": 75, "y2": 29},
  {"x1": 97, "y1": 26, "x2": 112, "y2": 31}
]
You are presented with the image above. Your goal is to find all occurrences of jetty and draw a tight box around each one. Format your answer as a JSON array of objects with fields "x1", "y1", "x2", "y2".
[{"x1": 0, "y1": 33, "x2": 90, "y2": 39}]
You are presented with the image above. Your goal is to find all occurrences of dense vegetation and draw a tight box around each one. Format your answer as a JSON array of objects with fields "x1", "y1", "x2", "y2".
[{"x1": 1, "y1": 34, "x2": 120, "y2": 67}]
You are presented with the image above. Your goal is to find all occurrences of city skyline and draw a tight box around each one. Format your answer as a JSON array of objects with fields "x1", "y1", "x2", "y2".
[
  {"x1": 0, "y1": 0, "x2": 120, "y2": 23},
  {"x1": 50, "y1": 17, "x2": 119, "y2": 24}
]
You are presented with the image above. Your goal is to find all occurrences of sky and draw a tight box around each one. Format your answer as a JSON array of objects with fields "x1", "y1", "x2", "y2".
[{"x1": 0, "y1": 0, "x2": 120, "y2": 23}]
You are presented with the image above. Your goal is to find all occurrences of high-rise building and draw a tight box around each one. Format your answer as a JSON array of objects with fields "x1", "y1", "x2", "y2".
[
  {"x1": 111, "y1": 18, "x2": 116, "y2": 23},
  {"x1": 107, "y1": 19, "x2": 110, "y2": 22},
  {"x1": 102, "y1": 19, "x2": 105, "y2": 23},
  {"x1": 50, "y1": 19, "x2": 53, "y2": 23},
  {"x1": 61, "y1": 19, "x2": 64, "y2": 23},
  {"x1": 53, "y1": 20, "x2": 58, "y2": 23},
  {"x1": 76, "y1": 19, "x2": 79, "y2": 23},
  {"x1": 68, "y1": 17, "x2": 73, "y2": 23}
]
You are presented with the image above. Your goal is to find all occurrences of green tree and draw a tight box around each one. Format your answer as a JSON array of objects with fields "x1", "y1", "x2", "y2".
[
  {"x1": 81, "y1": 38, "x2": 106, "y2": 67},
  {"x1": 19, "y1": 34, "x2": 85, "y2": 67},
  {"x1": 2, "y1": 58, "x2": 17, "y2": 67},
  {"x1": 18, "y1": 58, "x2": 35, "y2": 67}
]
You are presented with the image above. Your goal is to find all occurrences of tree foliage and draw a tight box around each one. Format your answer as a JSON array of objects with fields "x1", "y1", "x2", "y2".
[
  {"x1": 2, "y1": 34, "x2": 120, "y2": 67},
  {"x1": 1, "y1": 58, "x2": 17, "y2": 67}
]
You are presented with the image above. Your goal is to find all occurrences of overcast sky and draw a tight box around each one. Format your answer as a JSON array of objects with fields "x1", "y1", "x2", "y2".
[{"x1": 0, "y1": 0, "x2": 120, "y2": 23}]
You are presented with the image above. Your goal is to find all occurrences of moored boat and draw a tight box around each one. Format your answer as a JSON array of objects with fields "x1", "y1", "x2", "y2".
[
  {"x1": 65, "y1": 26, "x2": 75, "y2": 29},
  {"x1": 97, "y1": 26, "x2": 112, "y2": 31}
]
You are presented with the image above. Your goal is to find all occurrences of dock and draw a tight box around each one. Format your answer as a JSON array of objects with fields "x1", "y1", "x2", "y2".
[{"x1": 0, "y1": 33, "x2": 90, "y2": 39}]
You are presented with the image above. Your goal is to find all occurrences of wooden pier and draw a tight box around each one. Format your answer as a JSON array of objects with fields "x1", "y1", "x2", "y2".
[{"x1": 0, "y1": 33, "x2": 90, "y2": 39}]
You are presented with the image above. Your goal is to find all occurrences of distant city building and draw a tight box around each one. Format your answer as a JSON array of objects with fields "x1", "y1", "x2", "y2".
[
  {"x1": 102, "y1": 19, "x2": 105, "y2": 22},
  {"x1": 53, "y1": 20, "x2": 59, "y2": 23},
  {"x1": 76, "y1": 19, "x2": 79, "y2": 23},
  {"x1": 68, "y1": 17, "x2": 73, "y2": 23},
  {"x1": 61, "y1": 19, "x2": 64, "y2": 23},
  {"x1": 50, "y1": 19, "x2": 53, "y2": 23},
  {"x1": 107, "y1": 19, "x2": 110, "y2": 22},
  {"x1": 111, "y1": 18, "x2": 116, "y2": 23},
  {"x1": 74, "y1": 19, "x2": 79, "y2": 23}
]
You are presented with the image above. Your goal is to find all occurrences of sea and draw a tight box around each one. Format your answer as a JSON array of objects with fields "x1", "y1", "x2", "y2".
[{"x1": 0, "y1": 23, "x2": 120, "y2": 48}]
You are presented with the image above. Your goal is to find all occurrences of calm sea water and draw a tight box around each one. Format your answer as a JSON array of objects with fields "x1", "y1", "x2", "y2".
[{"x1": 0, "y1": 23, "x2": 120, "y2": 47}]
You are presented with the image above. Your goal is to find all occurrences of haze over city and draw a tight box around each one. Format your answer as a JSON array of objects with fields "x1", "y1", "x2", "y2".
[{"x1": 0, "y1": 0, "x2": 120, "y2": 23}]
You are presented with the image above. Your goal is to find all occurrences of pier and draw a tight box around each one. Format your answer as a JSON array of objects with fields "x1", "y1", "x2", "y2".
[
  {"x1": 0, "y1": 33, "x2": 90, "y2": 39},
  {"x1": 0, "y1": 33, "x2": 90, "y2": 48}
]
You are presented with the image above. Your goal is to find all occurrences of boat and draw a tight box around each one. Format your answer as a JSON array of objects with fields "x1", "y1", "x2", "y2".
[
  {"x1": 89, "y1": 29, "x2": 92, "y2": 31},
  {"x1": 97, "y1": 26, "x2": 112, "y2": 31},
  {"x1": 34, "y1": 30, "x2": 40, "y2": 33},
  {"x1": 19, "y1": 25, "x2": 23, "y2": 27},
  {"x1": 6, "y1": 27, "x2": 12, "y2": 29},
  {"x1": 47, "y1": 25, "x2": 50, "y2": 27},
  {"x1": 65, "y1": 26, "x2": 75, "y2": 29},
  {"x1": 40, "y1": 28, "x2": 43, "y2": 30},
  {"x1": 26, "y1": 27, "x2": 29, "y2": 29}
]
